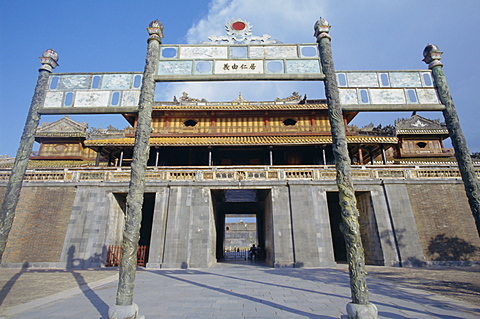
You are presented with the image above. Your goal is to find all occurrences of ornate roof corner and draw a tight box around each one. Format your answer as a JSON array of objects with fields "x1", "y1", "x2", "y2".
[
  {"x1": 357, "y1": 123, "x2": 396, "y2": 136},
  {"x1": 275, "y1": 92, "x2": 302, "y2": 104},
  {"x1": 203, "y1": 19, "x2": 282, "y2": 44},
  {"x1": 179, "y1": 92, "x2": 207, "y2": 104},
  {"x1": 88, "y1": 125, "x2": 125, "y2": 140}
]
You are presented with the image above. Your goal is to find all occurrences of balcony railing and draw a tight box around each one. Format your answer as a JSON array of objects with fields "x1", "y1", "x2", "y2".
[
  {"x1": 400, "y1": 148, "x2": 454, "y2": 157},
  {"x1": 125, "y1": 125, "x2": 333, "y2": 136},
  {"x1": 1, "y1": 165, "x2": 478, "y2": 183}
]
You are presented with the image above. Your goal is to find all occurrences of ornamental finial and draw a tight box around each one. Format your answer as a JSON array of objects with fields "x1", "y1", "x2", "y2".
[
  {"x1": 147, "y1": 19, "x2": 164, "y2": 42},
  {"x1": 422, "y1": 43, "x2": 443, "y2": 69},
  {"x1": 314, "y1": 17, "x2": 331, "y2": 41},
  {"x1": 39, "y1": 49, "x2": 59, "y2": 72}
]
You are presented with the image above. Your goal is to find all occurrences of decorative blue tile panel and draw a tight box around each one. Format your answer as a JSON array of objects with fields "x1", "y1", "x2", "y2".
[
  {"x1": 285, "y1": 60, "x2": 321, "y2": 74},
  {"x1": 57, "y1": 75, "x2": 90, "y2": 90},
  {"x1": 158, "y1": 61, "x2": 193, "y2": 75},
  {"x1": 389, "y1": 72, "x2": 422, "y2": 87},
  {"x1": 43, "y1": 73, "x2": 142, "y2": 110},
  {"x1": 337, "y1": 70, "x2": 442, "y2": 106},
  {"x1": 102, "y1": 74, "x2": 133, "y2": 90},
  {"x1": 346, "y1": 73, "x2": 379, "y2": 87}
]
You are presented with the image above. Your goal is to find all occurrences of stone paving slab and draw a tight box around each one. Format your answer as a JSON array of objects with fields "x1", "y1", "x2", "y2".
[{"x1": 0, "y1": 263, "x2": 479, "y2": 318}]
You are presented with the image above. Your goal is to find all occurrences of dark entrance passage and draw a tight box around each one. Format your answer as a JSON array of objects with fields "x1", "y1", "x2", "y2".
[
  {"x1": 327, "y1": 191, "x2": 384, "y2": 265},
  {"x1": 327, "y1": 192, "x2": 347, "y2": 262},
  {"x1": 211, "y1": 189, "x2": 270, "y2": 264}
]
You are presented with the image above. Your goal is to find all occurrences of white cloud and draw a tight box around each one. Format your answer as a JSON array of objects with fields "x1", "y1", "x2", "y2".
[
  {"x1": 186, "y1": 0, "x2": 326, "y2": 44},
  {"x1": 159, "y1": 0, "x2": 328, "y2": 103}
]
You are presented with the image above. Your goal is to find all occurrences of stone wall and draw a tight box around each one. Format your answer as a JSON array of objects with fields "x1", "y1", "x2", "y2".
[
  {"x1": 1, "y1": 185, "x2": 75, "y2": 263},
  {"x1": 1, "y1": 176, "x2": 479, "y2": 269},
  {"x1": 407, "y1": 182, "x2": 480, "y2": 262},
  {"x1": 357, "y1": 192, "x2": 384, "y2": 265},
  {"x1": 224, "y1": 221, "x2": 256, "y2": 248}
]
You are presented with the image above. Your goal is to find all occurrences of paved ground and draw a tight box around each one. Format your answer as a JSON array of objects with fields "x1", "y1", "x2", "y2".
[{"x1": 0, "y1": 262, "x2": 479, "y2": 318}]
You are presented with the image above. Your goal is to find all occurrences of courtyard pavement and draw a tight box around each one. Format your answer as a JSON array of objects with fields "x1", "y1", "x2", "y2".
[{"x1": 0, "y1": 261, "x2": 479, "y2": 318}]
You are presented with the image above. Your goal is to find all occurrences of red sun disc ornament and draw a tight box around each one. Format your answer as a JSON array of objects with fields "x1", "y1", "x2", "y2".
[{"x1": 232, "y1": 21, "x2": 246, "y2": 31}]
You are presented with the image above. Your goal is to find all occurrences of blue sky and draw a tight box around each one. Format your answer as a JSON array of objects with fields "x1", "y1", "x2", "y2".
[{"x1": 1, "y1": 0, "x2": 479, "y2": 156}]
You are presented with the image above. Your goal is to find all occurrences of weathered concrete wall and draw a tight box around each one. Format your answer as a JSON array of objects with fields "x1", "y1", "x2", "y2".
[
  {"x1": 145, "y1": 186, "x2": 170, "y2": 268},
  {"x1": 59, "y1": 185, "x2": 121, "y2": 268},
  {"x1": 270, "y1": 185, "x2": 295, "y2": 267},
  {"x1": 367, "y1": 186, "x2": 400, "y2": 266},
  {"x1": 357, "y1": 192, "x2": 383, "y2": 265},
  {"x1": 406, "y1": 181, "x2": 480, "y2": 262},
  {"x1": 160, "y1": 185, "x2": 216, "y2": 268},
  {"x1": 311, "y1": 186, "x2": 337, "y2": 266},
  {"x1": 1, "y1": 185, "x2": 75, "y2": 264},
  {"x1": 382, "y1": 182, "x2": 425, "y2": 266},
  {"x1": 289, "y1": 183, "x2": 336, "y2": 267}
]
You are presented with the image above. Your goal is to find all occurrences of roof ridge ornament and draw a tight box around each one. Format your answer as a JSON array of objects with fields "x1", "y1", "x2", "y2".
[
  {"x1": 233, "y1": 92, "x2": 249, "y2": 104},
  {"x1": 204, "y1": 19, "x2": 282, "y2": 44}
]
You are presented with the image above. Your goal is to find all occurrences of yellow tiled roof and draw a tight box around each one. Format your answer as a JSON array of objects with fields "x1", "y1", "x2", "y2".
[{"x1": 85, "y1": 135, "x2": 398, "y2": 147}]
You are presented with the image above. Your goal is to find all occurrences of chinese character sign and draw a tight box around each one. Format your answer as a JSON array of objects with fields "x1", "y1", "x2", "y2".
[{"x1": 215, "y1": 60, "x2": 263, "y2": 74}]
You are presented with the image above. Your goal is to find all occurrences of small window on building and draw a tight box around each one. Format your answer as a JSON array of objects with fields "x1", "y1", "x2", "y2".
[
  {"x1": 416, "y1": 142, "x2": 427, "y2": 148},
  {"x1": 283, "y1": 118, "x2": 297, "y2": 126},
  {"x1": 184, "y1": 119, "x2": 198, "y2": 127},
  {"x1": 226, "y1": 226, "x2": 230, "y2": 231}
]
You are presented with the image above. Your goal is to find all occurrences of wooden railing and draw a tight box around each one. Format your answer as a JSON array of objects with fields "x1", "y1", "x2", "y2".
[
  {"x1": 105, "y1": 245, "x2": 148, "y2": 267},
  {"x1": 400, "y1": 148, "x2": 454, "y2": 156},
  {"x1": 125, "y1": 125, "x2": 333, "y2": 136},
  {"x1": 1, "y1": 165, "x2": 479, "y2": 183}
]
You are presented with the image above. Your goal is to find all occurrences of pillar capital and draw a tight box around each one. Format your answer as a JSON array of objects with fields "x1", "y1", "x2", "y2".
[
  {"x1": 314, "y1": 17, "x2": 331, "y2": 42},
  {"x1": 147, "y1": 19, "x2": 164, "y2": 43},
  {"x1": 422, "y1": 43, "x2": 443, "y2": 69},
  {"x1": 39, "y1": 49, "x2": 59, "y2": 72}
]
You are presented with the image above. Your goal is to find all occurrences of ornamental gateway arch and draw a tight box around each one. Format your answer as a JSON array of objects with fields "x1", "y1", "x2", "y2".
[{"x1": 1, "y1": 18, "x2": 479, "y2": 276}]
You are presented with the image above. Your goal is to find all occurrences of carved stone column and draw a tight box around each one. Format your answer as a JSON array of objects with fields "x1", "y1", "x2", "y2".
[
  {"x1": 0, "y1": 50, "x2": 58, "y2": 260},
  {"x1": 423, "y1": 44, "x2": 480, "y2": 236},
  {"x1": 108, "y1": 20, "x2": 163, "y2": 319},
  {"x1": 315, "y1": 18, "x2": 377, "y2": 319}
]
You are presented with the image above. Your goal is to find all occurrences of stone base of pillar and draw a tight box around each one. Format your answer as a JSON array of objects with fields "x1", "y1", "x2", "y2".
[
  {"x1": 342, "y1": 302, "x2": 378, "y2": 319},
  {"x1": 108, "y1": 303, "x2": 144, "y2": 319}
]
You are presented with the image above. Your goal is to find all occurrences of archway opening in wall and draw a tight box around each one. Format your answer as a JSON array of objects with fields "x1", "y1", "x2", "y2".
[
  {"x1": 211, "y1": 189, "x2": 272, "y2": 265},
  {"x1": 224, "y1": 213, "x2": 257, "y2": 259},
  {"x1": 108, "y1": 193, "x2": 155, "y2": 267},
  {"x1": 327, "y1": 191, "x2": 384, "y2": 265}
]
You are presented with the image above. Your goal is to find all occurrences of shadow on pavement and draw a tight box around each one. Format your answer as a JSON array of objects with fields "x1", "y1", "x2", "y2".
[{"x1": 0, "y1": 262, "x2": 28, "y2": 307}]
